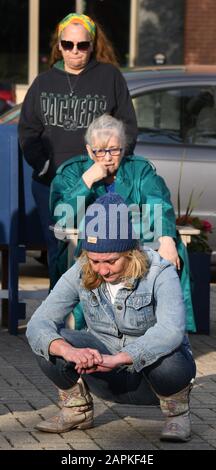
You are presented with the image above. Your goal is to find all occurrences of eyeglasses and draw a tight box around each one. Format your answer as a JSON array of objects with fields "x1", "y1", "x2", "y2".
[
  {"x1": 60, "y1": 40, "x2": 91, "y2": 51},
  {"x1": 92, "y1": 148, "x2": 123, "y2": 158}
]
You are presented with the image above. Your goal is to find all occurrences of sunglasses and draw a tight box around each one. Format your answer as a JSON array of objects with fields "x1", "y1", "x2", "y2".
[{"x1": 60, "y1": 40, "x2": 91, "y2": 51}]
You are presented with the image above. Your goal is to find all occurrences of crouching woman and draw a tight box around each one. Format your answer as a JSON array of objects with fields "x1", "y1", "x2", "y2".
[{"x1": 26, "y1": 193, "x2": 196, "y2": 442}]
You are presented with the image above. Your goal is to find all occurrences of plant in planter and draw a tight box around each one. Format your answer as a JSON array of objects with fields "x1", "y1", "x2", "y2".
[{"x1": 176, "y1": 214, "x2": 213, "y2": 253}]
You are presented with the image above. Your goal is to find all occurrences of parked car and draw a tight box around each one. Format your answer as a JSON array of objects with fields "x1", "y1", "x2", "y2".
[
  {"x1": 0, "y1": 82, "x2": 16, "y2": 115},
  {"x1": 1, "y1": 66, "x2": 215, "y2": 258},
  {"x1": 125, "y1": 65, "x2": 216, "y2": 257}
]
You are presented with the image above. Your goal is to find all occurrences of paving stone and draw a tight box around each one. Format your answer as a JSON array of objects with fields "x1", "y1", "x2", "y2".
[
  {"x1": 42, "y1": 445, "x2": 71, "y2": 450},
  {"x1": 7, "y1": 403, "x2": 35, "y2": 412},
  {"x1": 0, "y1": 435, "x2": 12, "y2": 449},
  {"x1": 0, "y1": 405, "x2": 9, "y2": 415},
  {"x1": 60, "y1": 429, "x2": 92, "y2": 440},
  {"x1": 12, "y1": 411, "x2": 42, "y2": 429},
  {"x1": 0, "y1": 415, "x2": 25, "y2": 432},
  {"x1": 86, "y1": 423, "x2": 134, "y2": 438},
  {"x1": 3, "y1": 431, "x2": 38, "y2": 447},
  {"x1": 27, "y1": 399, "x2": 54, "y2": 409},
  {"x1": 200, "y1": 427, "x2": 216, "y2": 439},
  {"x1": 203, "y1": 440, "x2": 216, "y2": 448},
  {"x1": 31, "y1": 431, "x2": 66, "y2": 445},
  {"x1": 193, "y1": 408, "x2": 216, "y2": 419},
  {"x1": 96, "y1": 439, "x2": 156, "y2": 450},
  {"x1": 71, "y1": 441, "x2": 101, "y2": 450},
  {"x1": 191, "y1": 393, "x2": 216, "y2": 404},
  {"x1": 12, "y1": 444, "x2": 44, "y2": 450},
  {"x1": 159, "y1": 441, "x2": 215, "y2": 450}
]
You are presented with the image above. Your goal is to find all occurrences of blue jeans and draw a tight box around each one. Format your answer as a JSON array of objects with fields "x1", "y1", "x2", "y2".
[
  {"x1": 37, "y1": 329, "x2": 196, "y2": 405},
  {"x1": 32, "y1": 179, "x2": 58, "y2": 288}
]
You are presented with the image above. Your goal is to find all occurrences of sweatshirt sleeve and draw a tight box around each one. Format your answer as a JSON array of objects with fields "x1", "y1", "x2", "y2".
[
  {"x1": 18, "y1": 77, "x2": 49, "y2": 173},
  {"x1": 113, "y1": 69, "x2": 138, "y2": 155}
]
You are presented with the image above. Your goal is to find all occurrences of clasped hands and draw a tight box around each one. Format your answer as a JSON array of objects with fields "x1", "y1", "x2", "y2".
[
  {"x1": 49, "y1": 339, "x2": 133, "y2": 375},
  {"x1": 69, "y1": 347, "x2": 133, "y2": 375}
]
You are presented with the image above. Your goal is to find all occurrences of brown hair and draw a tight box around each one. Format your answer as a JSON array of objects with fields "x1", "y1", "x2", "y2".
[
  {"x1": 80, "y1": 249, "x2": 149, "y2": 291},
  {"x1": 49, "y1": 21, "x2": 119, "y2": 68}
]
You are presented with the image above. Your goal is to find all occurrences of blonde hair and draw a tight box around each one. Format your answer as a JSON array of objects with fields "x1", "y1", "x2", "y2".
[
  {"x1": 80, "y1": 249, "x2": 149, "y2": 291},
  {"x1": 49, "y1": 20, "x2": 119, "y2": 68}
]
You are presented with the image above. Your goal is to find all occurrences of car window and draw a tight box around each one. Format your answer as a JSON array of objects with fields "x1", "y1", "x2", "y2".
[{"x1": 133, "y1": 86, "x2": 216, "y2": 147}]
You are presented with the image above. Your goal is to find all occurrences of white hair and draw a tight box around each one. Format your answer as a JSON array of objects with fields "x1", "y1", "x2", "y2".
[{"x1": 85, "y1": 114, "x2": 127, "y2": 151}]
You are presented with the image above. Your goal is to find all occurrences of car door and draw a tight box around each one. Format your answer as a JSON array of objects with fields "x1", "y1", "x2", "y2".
[{"x1": 132, "y1": 82, "x2": 216, "y2": 251}]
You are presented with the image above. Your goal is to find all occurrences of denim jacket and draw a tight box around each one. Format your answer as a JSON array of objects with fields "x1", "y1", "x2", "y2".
[{"x1": 26, "y1": 248, "x2": 187, "y2": 372}]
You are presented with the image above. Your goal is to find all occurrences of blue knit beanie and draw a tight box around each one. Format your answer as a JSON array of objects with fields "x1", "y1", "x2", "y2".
[{"x1": 81, "y1": 193, "x2": 138, "y2": 253}]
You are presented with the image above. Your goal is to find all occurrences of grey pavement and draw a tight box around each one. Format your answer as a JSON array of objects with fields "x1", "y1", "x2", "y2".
[{"x1": 0, "y1": 254, "x2": 216, "y2": 451}]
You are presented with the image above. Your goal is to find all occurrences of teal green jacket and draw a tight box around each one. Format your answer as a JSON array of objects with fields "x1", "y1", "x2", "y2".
[
  {"x1": 50, "y1": 155, "x2": 196, "y2": 332},
  {"x1": 51, "y1": 155, "x2": 176, "y2": 237}
]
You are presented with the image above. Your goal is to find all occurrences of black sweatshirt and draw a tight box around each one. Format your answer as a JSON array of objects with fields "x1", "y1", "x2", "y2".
[{"x1": 18, "y1": 59, "x2": 138, "y2": 185}]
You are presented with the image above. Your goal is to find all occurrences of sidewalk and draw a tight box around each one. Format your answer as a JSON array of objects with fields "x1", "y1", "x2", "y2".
[{"x1": 0, "y1": 256, "x2": 216, "y2": 450}]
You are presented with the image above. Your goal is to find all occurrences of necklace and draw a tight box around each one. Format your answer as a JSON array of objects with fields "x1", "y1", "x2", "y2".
[
  {"x1": 66, "y1": 71, "x2": 80, "y2": 96},
  {"x1": 63, "y1": 72, "x2": 81, "y2": 131}
]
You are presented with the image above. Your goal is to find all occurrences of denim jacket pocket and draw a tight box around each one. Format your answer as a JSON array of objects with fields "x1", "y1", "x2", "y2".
[
  {"x1": 125, "y1": 294, "x2": 156, "y2": 331},
  {"x1": 80, "y1": 291, "x2": 109, "y2": 328},
  {"x1": 80, "y1": 291, "x2": 99, "y2": 314}
]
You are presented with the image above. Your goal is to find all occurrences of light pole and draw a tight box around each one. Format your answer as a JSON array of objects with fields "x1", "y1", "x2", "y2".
[
  {"x1": 28, "y1": 0, "x2": 40, "y2": 85},
  {"x1": 76, "y1": 0, "x2": 85, "y2": 14},
  {"x1": 129, "y1": 0, "x2": 138, "y2": 67}
]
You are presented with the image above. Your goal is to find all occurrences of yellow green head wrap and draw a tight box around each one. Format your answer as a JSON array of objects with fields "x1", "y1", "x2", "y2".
[{"x1": 58, "y1": 13, "x2": 96, "y2": 40}]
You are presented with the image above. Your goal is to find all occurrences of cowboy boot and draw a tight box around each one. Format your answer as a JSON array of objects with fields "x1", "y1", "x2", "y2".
[
  {"x1": 156, "y1": 380, "x2": 194, "y2": 442},
  {"x1": 35, "y1": 377, "x2": 94, "y2": 433}
]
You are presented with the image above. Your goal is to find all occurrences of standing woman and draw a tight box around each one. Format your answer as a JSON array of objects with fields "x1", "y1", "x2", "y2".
[{"x1": 18, "y1": 13, "x2": 137, "y2": 288}]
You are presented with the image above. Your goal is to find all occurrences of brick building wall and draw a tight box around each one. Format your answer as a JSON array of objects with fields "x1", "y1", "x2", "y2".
[{"x1": 184, "y1": 0, "x2": 216, "y2": 64}]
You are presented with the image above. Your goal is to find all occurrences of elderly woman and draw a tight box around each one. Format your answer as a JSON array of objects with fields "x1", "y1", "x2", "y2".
[
  {"x1": 51, "y1": 114, "x2": 196, "y2": 332},
  {"x1": 18, "y1": 13, "x2": 137, "y2": 288}
]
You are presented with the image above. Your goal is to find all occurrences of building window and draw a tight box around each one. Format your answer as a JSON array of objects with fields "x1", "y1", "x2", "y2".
[
  {"x1": 39, "y1": 1, "x2": 76, "y2": 74},
  {"x1": 85, "y1": 0, "x2": 130, "y2": 66},
  {"x1": 0, "y1": 0, "x2": 28, "y2": 83}
]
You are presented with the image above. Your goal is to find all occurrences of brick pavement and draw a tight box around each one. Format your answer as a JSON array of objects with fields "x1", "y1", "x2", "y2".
[{"x1": 0, "y1": 256, "x2": 216, "y2": 450}]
